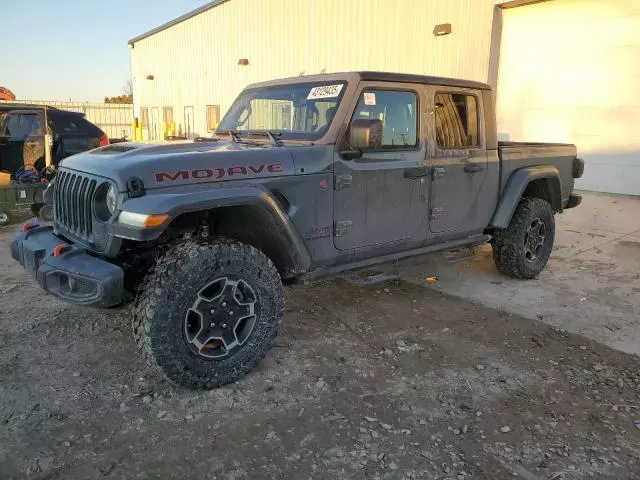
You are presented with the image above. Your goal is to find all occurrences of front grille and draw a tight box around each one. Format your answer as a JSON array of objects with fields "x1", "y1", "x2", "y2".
[{"x1": 54, "y1": 170, "x2": 98, "y2": 238}]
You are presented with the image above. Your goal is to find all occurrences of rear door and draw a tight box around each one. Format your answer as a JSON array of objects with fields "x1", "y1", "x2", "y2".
[
  {"x1": 427, "y1": 88, "x2": 489, "y2": 234},
  {"x1": 0, "y1": 110, "x2": 45, "y2": 173},
  {"x1": 333, "y1": 83, "x2": 428, "y2": 250}
]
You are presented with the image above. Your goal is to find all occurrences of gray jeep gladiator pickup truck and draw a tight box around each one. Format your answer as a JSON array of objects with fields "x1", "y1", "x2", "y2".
[{"x1": 10, "y1": 72, "x2": 583, "y2": 389}]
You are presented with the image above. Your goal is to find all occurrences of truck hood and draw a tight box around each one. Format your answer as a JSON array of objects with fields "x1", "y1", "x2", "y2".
[{"x1": 59, "y1": 141, "x2": 295, "y2": 191}]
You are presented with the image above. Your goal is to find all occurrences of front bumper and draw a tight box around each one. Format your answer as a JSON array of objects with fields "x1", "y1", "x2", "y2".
[{"x1": 10, "y1": 222, "x2": 124, "y2": 307}]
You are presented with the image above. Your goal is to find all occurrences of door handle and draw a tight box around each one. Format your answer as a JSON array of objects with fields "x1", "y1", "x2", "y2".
[
  {"x1": 403, "y1": 166, "x2": 430, "y2": 179},
  {"x1": 464, "y1": 164, "x2": 484, "y2": 174}
]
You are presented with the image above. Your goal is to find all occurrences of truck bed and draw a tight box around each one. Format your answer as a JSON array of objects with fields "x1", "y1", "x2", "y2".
[{"x1": 497, "y1": 141, "x2": 578, "y2": 207}]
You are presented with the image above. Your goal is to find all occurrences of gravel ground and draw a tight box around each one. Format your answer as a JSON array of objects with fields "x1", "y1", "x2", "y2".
[{"x1": 1, "y1": 227, "x2": 640, "y2": 480}]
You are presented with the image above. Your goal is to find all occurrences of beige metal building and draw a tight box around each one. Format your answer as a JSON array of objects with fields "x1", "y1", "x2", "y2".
[{"x1": 129, "y1": 0, "x2": 640, "y2": 195}]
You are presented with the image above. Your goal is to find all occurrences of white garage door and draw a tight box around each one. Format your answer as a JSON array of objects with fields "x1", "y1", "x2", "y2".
[{"x1": 496, "y1": 0, "x2": 640, "y2": 195}]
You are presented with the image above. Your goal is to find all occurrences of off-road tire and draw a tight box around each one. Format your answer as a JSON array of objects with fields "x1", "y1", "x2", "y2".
[
  {"x1": 492, "y1": 197, "x2": 555, "y2": 280},
  {"x1": 0, "y1": 211, "x2": 10, "y2": 227},
  {"x1": 133, "y1": 240, "x2": 284, "y2": 389}
]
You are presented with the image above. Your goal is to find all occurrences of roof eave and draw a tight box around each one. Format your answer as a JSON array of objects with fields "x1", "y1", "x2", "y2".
[{"x1": 128, "y1": 0, "x2": 230, "y2": 45}]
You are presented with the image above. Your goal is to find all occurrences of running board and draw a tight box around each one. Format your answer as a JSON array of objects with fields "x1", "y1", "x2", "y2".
[{"x1": 298, "y1": 234, "x2": 491, "y2": 283}]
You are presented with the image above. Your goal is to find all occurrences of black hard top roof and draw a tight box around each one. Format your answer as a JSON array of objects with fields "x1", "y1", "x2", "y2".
[
  {"x1": 358, "y1": 71, "x2": 491, "y2": 90},
  {"x1": 0, "y1": 103, "x2": 59, "y2": 111},
  {"x1": 249, "y1": 71, "x2": 491, "y2": 90}
]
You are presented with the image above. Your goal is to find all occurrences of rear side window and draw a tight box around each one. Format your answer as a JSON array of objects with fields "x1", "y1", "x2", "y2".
[
  {"x1": 435, "y1": 93, "x2": 479, "y2": 148},
  {"x1": 352, "y1": 90, "x2": 418, "y2": 148},
  {"x1": 52, "y1": 113, "x2": 102, "y2": 136}
]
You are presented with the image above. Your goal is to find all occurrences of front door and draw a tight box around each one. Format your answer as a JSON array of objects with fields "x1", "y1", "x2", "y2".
[
  {"x1": 334, "y1": 84, "x2": 428, "y2": 250},
  {"x1": 428, "y1": 88, "x2": 488, "y2": 234}
]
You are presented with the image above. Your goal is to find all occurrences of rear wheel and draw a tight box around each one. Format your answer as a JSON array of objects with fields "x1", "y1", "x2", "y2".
[
  {"x1": 492, "y1": 197, "x2": 555, "y2": 279},
  {"x1": 133, "y1": 240, "x2": 284, "y2": 389}
]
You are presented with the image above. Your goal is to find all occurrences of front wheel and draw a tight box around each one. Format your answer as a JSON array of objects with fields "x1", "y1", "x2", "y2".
[
  {"x1": 492, "y1": 197, "x2": 555, "y2": 279},
  {"x1": 133, "y1": 240, "x2": 284, "y2": 389}
]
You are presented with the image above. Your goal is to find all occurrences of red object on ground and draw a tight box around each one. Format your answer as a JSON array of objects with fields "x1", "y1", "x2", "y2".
[{"x1": 0, "y1": 87, "x2": 16, "y2": 101}]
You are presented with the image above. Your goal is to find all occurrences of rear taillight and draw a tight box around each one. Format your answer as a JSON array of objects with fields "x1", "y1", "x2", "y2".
[
  {"x1": 572, "y1": 157, "x2": 584, "y2": 178},
  {"x1": 98, "y1": 135, "x2": 109, "y2": 147}
]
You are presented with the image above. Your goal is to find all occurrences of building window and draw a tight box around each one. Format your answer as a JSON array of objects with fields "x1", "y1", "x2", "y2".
[
  {"x1": 207, "y1": 105, "x2": 221, "y2": 132},
  {"x1": 351, "y1": 90, "x2": 418, "y2": 148},
  {"x1": 434, "y1": 93, "x2": 479, "y2": 148},
  {"x1": 163, "y1": 106, "x2": 174, "y2": 125},
  {"x1": 140, "y1": 107, "x2": 149, "y2": 128}
]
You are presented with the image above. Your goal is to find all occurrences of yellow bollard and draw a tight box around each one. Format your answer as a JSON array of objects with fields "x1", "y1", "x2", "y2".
[
  {"x1": 170, "y1": 121, "x2": 176, "y2": 137},
  {"x1": 131, "y1": 118, "x2": 138, "y2": 141},
  {"x1": 137, "y1": 126, "x2": 143, "y2": 142},
  {"x1": 163, "y1": 121, "x2": 168, "y2": 139}
]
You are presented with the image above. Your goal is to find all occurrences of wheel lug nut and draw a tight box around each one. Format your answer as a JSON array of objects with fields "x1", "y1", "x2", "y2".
[
  {"x1": 210, "y1": 309, "x2": 215, "y2": 314},
  {"x1": 228, "y1": 311, "x2": 233, "y2": 315},
  {"x1": 222, "y1": 323, "x2": 227, "y2": 328},
  {"x1": 222, "y1": 302, "x2": 227, "y2": 307},
  {"x1": 210, "y1": 322, "x2": 216, "y2": 327}
]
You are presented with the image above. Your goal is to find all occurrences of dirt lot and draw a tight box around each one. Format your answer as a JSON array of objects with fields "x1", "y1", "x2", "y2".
[{"x1": 1, "y1": 227, "x2": 640, "y2": 480}]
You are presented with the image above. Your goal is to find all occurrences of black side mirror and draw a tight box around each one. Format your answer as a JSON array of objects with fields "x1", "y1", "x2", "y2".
[{"x1": 341, "y1": 118, "x2": 383, "y2": 159}]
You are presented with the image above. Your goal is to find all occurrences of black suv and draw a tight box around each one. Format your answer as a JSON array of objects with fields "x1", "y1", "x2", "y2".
[{"x1": 0, "y1": 105, "x2": 108, "y2": 174}]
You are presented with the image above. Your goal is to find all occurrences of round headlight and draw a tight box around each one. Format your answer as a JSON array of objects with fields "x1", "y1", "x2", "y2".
[
  {"x1": 106, "y1": 185, "x2": 117, "y2": 214},
  {"x1": 94, "y1": 183, "x2": 117, "y2": 222}
]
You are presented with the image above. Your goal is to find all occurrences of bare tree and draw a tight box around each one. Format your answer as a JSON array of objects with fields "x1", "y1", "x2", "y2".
[{"x1": 123, "y1": 79, "x2": 133, "y2": 97}]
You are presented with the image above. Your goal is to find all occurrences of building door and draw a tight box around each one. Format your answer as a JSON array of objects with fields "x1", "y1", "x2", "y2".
[
  {"x1": 428, "y1": 89, "x2": 489, "y2": 234},
  {"x1": 150, "y1": 107, "x2": 160, "y2": 141},
  {"x1": 333, "y1": 84, "x2": 428, "y2": 251},
  {"x1": 496, "y1": 0, "x2": 640, "y2": 195}
]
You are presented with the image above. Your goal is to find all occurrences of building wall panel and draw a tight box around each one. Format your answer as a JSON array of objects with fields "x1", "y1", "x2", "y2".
[{"x1": 130, "y1": 0, "x2": 498, "y2": 139}]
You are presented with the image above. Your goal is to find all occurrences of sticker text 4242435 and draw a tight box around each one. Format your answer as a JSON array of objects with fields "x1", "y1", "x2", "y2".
[{"x1": 307, "y1": 84, "x2": 344, "y2": 100}]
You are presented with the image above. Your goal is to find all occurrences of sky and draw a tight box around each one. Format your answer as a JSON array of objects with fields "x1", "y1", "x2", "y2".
[{"x1": 3, "y1": 0, "x2": 209, "y2": 102}]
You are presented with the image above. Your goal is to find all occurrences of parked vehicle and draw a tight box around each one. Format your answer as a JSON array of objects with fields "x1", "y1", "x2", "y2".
[
  {"x1": 0, "y1": 106, "x2": 108, "y2": 174},
  {"x1": 11, "y1": 72, "x2": 583, "y2": 389}
]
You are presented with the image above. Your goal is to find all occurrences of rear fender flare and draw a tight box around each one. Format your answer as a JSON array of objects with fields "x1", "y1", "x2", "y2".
[{"x1": 490, "y1": 166, "x2": 562, "y2": 229}]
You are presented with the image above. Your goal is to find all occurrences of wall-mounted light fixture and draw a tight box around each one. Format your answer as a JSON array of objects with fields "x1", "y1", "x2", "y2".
[
  {"x1": 238, "y1": 58, "x2": 249, "y2": 66},
  {"x1": 433, "y1": 23, "x2": 452, "y2": 36},
  {"x1": 146, "y1": 75, "x2": 154, "y2": 80}
]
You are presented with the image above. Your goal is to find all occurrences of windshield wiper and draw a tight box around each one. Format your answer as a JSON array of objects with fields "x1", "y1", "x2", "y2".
[
  {"x1": 216, "y1": 129, "x2": 241, "y2": 143},
  {"x1": 248, "y1": 130, "x2": 284, "y2": 147}
]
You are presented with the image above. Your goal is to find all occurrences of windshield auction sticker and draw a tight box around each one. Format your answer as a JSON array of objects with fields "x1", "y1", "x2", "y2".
[
  {"x1": 307, "y1": 84, "x2": 344, "y2": 100},
  {"x1": 364, "y1": 92, "x2": 376, "y2": 106}
]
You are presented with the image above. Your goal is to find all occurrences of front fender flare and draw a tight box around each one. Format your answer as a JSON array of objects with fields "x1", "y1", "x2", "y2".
[
  {"x1": 490, "y1": 166, "x2": 562, "y2": 229},
  {"x1": 114, "y1": 184, "x2": 311, "y2": 277}
]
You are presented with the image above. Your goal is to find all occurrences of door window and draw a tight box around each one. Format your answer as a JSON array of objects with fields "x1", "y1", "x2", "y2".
[
  {"x1": 163, "y1": 107, "x2": 174, "y2": 126},
  {"x1": 140, "y1": 107, "x2": 149, "y2": 128},
  {"x1": 207, "y1": 105, "x2": 221, "y2": 132},
  {"x1": 434, "y1": 93, "x2": 479, "y2": 148},
  {"x1": 352, "y1": 90, "x2": 418, "y2": 148},
  {"x1": 0, "y1": 113, "x2": 42, "y2": 138}
]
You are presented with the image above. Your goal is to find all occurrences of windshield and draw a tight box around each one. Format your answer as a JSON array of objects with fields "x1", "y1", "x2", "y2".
[{"x1": 217, "y1": 81, "x2": 347, "y2": 141}]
